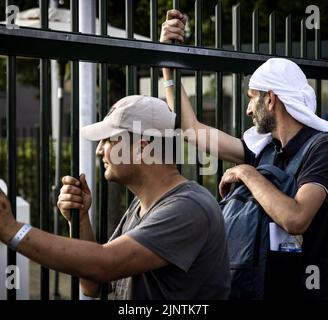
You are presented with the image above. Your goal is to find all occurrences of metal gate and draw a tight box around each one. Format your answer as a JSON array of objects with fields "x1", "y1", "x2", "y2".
[{"x1": 0, "y1": 0, "x2": 327, "y2": 300}]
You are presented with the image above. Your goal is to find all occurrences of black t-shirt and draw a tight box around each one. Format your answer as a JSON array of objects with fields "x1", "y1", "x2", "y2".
[{"x1": 242, "y1": 126, "x2": 328, "y2": 299}]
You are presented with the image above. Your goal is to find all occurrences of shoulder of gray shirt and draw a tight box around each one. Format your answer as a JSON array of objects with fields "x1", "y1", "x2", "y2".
[{"x1": 152, "y1": 181, "x2": 222, "y2": 221}]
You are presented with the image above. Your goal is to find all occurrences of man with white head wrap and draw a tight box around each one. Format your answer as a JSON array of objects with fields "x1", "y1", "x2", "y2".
[
  {"x1": 244, "y1": 57, "x2": 328, "y2": 156},
  {"x1": 161, "y1": 10, "x2": 328, "y2": 300}
]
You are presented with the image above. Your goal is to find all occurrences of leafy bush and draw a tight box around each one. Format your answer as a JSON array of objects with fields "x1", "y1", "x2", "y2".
[{"x1": 0, "y1": 137, "x2": 71, "y2": 231}]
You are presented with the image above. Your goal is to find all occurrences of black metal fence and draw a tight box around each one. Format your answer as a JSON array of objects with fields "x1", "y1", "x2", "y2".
[{"x1": 0, "y1": 0, "x2": 328, "y2": 300}]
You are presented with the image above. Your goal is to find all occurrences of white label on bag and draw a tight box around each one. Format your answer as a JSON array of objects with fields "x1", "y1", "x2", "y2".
[{"x1": 269, "y1": 222, "x2": 303, "y2": 252}]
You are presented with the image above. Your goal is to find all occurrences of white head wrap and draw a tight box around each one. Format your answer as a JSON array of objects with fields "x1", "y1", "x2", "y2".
[{"x1": 243, "y1": 58, "x2": 328, "y2": 157}]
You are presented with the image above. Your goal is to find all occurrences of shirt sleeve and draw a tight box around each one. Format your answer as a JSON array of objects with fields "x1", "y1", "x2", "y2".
[
  {"x1": 126, "y1": 197, "x2": 209, "y2": 272},
  {"x1": 297, "y1": 135, "x2": 328, "y2": 194},
  {"x1": 108, "y1": 197, "x2": 139, "y2": 242}
]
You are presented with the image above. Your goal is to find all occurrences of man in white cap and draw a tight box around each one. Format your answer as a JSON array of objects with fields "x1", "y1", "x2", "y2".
[
  {"x1": 161, "y1": 10, "x2": 328, "y2": 299},
  {"x1": 0, "y1": 95, "x2": 231, "y2": 300}
]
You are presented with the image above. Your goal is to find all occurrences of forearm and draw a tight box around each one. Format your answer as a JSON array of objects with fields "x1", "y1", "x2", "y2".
[
  {"x1": 3, "y1": 221, "x2": 112, "y2": 296},
  {"x1": 162, "y1": 68, "x2": 245, "y2": 162},
  {"x1": 162, "y1": 67, "x2": 198, "y2": 131},
  {"x1": 69, "y1": 215, "x2": 100, "y2": 297},
  {"x1": 240, "y1": 169, "x2": 302, "y2": 233},
  {"x1": 13, "y1": 224, "x2": 110, "y2": 281}
]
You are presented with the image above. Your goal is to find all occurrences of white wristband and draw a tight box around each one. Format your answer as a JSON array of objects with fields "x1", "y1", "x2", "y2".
[
  {"x1": 9, "y1": 224, "x2": 32, "y2": 251},
  {"x1": 163, "y1": 79, "x2": 174, "y2": 88}
]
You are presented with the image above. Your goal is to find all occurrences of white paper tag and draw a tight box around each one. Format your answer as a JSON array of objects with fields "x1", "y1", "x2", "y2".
[{"x1": 269, "y1": 222, "x2": 302, "y2": 252}]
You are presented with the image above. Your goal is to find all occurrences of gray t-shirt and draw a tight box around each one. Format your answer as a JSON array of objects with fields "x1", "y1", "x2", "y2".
[{"x1": 110, "y1": 181, "x2": 231, "y2": 300}]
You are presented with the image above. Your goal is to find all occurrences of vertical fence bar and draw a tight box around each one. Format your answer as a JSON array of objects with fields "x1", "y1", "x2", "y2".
[
  {"x1": 252, "y1": 8, "x2": 259, "y2": 53},
  {"x1": 22, "y1": 128, "x2": 28, "y2": 194},
  {"x1": 300, "y1": 18, "x2": 307, "y2": 58},
  {"x1": 232, "y1": 4, "x2": 242, "y2": 138},
  {"x1": 150, "y1": 0, "x2": 159, "y2": 97},
  {"x1": 29, "y1": 127, "x2": 34, "y2": 199},
  {"x1": 195, "y1": 0, "x2": 203, "y2": 184},
  {"x1": 125, "y1": 0, "x2": 135, "y2": 205},
  {"x1": 315, "y1": 28, "x2": 321, "y2": 117},
  {"x1": 6, "y1": 41, "x2": 17, "y2": 302},
  {"x1": 269, "y1": 12, "x2": 276, "y2": 55},
  {"x1": 248, "y1": 7, "x2": 259, "y2": 134},
  {"x1": 99, "y1": 0, "x2": 108, "y2": 245},
  {"x1": 126, "y1": 0, "x2": 135, "y2": 96},
  {"x1": 215, "y1": 1, "x2": 223, "y2": 199},
  {"x1": 39, "y1": 0, "x2": 50, "y2": 301},
  {"x1": 173, "y1": 0, "x2": 182, "y2": 172},
  {"x1": 53, "y1": 61, "x2": 65, "y2": 300},
  {"x1": 6, "y1": 0, "x2": 17, "y2": 302},
  {"x1": 99, "y1": 0, "x2": 109, "y2": 300},
  {"x1": 70, "y1": 0, "x2": 80, "y2": 300},
  {"x1": 285, "y1": 14, "x2": 292, "y2": 57},
  {"x1": 35, "y1": 125, "x2": 41, "y2": 228}
]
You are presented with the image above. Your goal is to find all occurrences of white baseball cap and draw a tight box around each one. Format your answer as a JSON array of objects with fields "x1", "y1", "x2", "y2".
[{"x1": 81, "y1": 95, "x2": 176, "y2": 141}]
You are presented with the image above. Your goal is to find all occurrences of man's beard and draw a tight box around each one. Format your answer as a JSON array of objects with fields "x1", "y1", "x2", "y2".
[{"x1": 254, "y1": 101, "x2": 276, "y2": 134}]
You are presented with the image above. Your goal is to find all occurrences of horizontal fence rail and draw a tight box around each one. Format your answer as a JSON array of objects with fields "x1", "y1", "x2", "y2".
[{"x1": 0, "y1": 26, "x2": 328, "y2": 78}]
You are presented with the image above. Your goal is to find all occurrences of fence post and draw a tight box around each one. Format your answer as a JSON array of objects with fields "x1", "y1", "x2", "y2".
[
  {"x1": 215, "y1": 1, "x2": 224, "y2": 200},
  {"x1": 150, "y1": 0, "x2": 159, "y2": 98},
  {"x1": 232, "y1": 4, "x2": 242, "y2": 138},
  {"x1": 99, "y1": 0, "x2": 109, "y2": 300},
  {"x1": 125, "y1": 0, "x2": 136, "y2": 206},
  {"x1": 285, "y1": 14, "x2": 292, "y2": 57},
  {"x1": 173, "y1": 0, "x2": 182, "y2": 172},
  {"x1": 6, "y1": 0, "x2": 17, "y2": 301},
  {"x1": 195, "y1": 0, "x2": 203, "y2": 185},
  {"x1": 70, "y1": 0, "x2": 80, "y2": 301},
  {"x1": 39, "y1": 0, "x2": 51, "y2": 301}
]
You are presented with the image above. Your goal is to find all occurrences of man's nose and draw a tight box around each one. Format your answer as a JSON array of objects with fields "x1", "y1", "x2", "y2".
[
  {"x1": 96, "y1": 141, "x2": 104, "y2": 156},
  {"x1": 246, "y1": 102, "x2": 253, "y2": 116}
]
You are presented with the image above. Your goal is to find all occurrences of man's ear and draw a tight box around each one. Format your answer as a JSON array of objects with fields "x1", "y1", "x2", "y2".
[
  {"x1": 267, "y1": 90, "x2": 276, "y2": 111},
  {"x1": 135, "y1": 139, "x2": 150, "y2": 162},
  {"x1": 139, "y1": 139, "x2": 149, "y2": 150},
  {"x1": 132, "y1": 138, "x2": 143, "y2": 163}
]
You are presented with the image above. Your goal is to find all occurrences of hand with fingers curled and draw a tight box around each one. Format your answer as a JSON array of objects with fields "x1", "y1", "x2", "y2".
[
  {"x1": 219, "y1": 165, "x2": 256, "y2": 198},
  {"x1": 57, "y1": 174, "x2": 92, "y2": 223},
  {"x1": 160, "y1": 9, "x2": 188, "y2": 44}
]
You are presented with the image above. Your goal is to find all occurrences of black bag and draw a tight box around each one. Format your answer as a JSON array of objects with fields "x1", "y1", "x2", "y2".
[{"x1": 219, "y1": 132, "x2": 323, "y2": 299}]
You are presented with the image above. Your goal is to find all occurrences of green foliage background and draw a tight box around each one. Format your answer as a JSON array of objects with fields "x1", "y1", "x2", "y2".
[{"x1": 0, "y1": 137, "x2": 71, "y2": 231}]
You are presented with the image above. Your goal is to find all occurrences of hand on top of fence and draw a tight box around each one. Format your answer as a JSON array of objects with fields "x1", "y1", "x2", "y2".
[
  {"x1": 57, "y1": 174, "x2": 92, "y2": 224},
  {"x1": 160, "y1": 9, "x2": 187, "y2": 44}
]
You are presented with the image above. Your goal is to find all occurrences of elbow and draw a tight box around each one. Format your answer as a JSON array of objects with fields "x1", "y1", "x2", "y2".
[
  {"x1": 81, "y1": 286, "x2": 100, "y2": 298},
  {"x1": 80, "y1": 276, "x2": 101, "y2": 298},
  {"x1": 282, "y1": 216, "x2": 309, "y2": 235},
  {"x1": 80, "y1": 277, "x2": 101, "y2": 298},
  {"x1": 279, "y1": 201, "x2": 311, "y2": 235}
]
